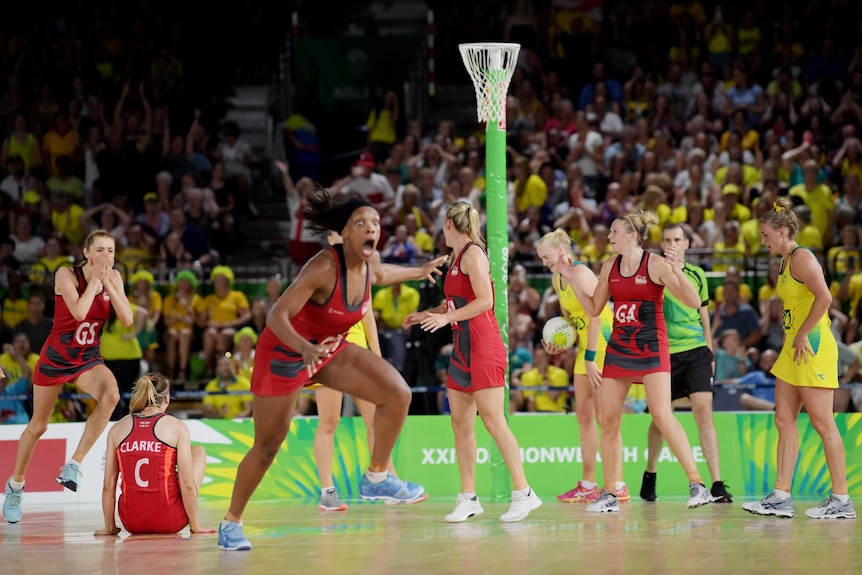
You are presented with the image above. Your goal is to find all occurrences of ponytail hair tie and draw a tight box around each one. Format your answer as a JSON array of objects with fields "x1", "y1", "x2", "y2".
[{"x1": 773, "y1": 202, "x2": 785, "y2": 212}]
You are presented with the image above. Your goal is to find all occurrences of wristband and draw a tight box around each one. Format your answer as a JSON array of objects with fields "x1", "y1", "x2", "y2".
[{"x1": 584, "y1": 349, "x2": 597, "y2": 362}]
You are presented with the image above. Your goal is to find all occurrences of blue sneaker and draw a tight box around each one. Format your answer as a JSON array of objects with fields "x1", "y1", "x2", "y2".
[
  {"x1": 360, "y1": 473, "x2": 427, "y2": 505},
  {"x1": 3, "y1": 480, "x2": 23, "y2": 523},
  {"x1": 218, "y1": 521, "x2": 252, "y2": 551},
  {"x1": 56, "y1": 461, "x2": 82, "y2": 492}
]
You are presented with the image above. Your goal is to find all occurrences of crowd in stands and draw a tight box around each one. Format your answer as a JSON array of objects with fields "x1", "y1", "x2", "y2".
[
  {"x1": 5, "y1": 1, "x2": 862, "y2": 423},
  {"x1": 313, "y1": 0, "x2": 862, "y2": 415},
  {"x1": 0, "y1": 4, "x2": 273, "y2": 422}
]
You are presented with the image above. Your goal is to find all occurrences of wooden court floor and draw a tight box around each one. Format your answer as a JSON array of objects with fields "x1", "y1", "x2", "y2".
[{"x1": 0, "y1": 498, "x2": 858, "y2": 575}]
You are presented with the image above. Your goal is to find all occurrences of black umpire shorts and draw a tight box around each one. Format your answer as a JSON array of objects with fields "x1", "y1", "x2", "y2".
[{"x1": 670, "y1": 346, "x2": 714, "y2": 401}]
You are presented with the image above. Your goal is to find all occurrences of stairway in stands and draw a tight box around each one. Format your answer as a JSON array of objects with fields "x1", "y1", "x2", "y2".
[{"x1": 221, "y1": 85, "x2": 292, "y2": 270}]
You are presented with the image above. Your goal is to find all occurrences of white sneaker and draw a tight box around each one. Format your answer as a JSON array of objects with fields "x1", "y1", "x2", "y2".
[
  {"x1": 804, "y1": 495, "x2": 856, "y2": 519},
  {"x1": 444, "y1": 493, "x2": 484, "y2": 523},
  {"x1": 687, "y1": 482, "x2": 714, "y2": 508},
  {"x1": 500, "y1": 488, "x2": 542, "y2": 522},
  {"x1": 586, "y1": 490, "x2": 619, "y2": 513},
  {"x1": 742, "y1": 490, "x2": 794, "y2": 518}
]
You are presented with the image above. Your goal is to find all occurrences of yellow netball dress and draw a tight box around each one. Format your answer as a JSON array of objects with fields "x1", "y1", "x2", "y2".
[
  {"x1": 771, "y1": 248, "x2": 838, "y2": 388},
  {"x1": 557, "y1": 264, "x2": 614, "y2": 375},
  {"x1": 345, "y1": 320, "x2": 369, "y2": 349}
]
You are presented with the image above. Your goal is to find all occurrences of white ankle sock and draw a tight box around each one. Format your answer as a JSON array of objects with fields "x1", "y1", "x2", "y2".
[
  {"x1": 9, "y1": 479, "x2": 24, "y2": 490},
  {"x1": 66, "y1": 459, "x2": 80, "y2": 467},
  {"x1": 514, "y1": 486, "x2": 531, "y2": 496},
  {"x1": 365, "y1": 470, "x2": 389, "y2": 484},
  {"x1": 616, "y1": 481, "x2": 626, "y2": 491},
  {"x1": 221, "y1": 519, "x2": 241, "y2": 527},
  {"x1": 773, "y1": 488, "x2": 791, "y2": 499},
  {"x1": 833, "y1": 493, "x2": 850, "y2": 503},
  {"x1": 581, "y1": 480, "x2": 597, "y2": 489},
  {"x1": 462, "y1": 492, "x2": 477, "y2": 501}
]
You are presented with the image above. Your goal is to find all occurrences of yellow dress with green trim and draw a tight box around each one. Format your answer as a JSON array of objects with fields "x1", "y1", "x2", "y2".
[
  {"x1": 771, "y1": 248, "x2": 838, "y2": 388},
  {"x1": 556, "y1": 265, "x2": 613, "y2": 375}
]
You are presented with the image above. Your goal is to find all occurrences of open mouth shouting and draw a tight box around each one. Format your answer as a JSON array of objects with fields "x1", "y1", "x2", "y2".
[{"x1": 362, "y1": 238, "x2": 377, "y2": 257}]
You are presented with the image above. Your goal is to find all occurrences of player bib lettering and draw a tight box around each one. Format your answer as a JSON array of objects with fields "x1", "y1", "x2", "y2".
[
  {"x1": 135, "y1": 458, "x2": 150, "y2": 488},
  {"x1": 120, "y1": 440, "x2": 164, "y2": 454},
  {"x1": 614, "y1": 303, "x2": 638, "y2": 324},
  {"x1": 74, "y1": 321, "x2": 101, "y2": 346}
]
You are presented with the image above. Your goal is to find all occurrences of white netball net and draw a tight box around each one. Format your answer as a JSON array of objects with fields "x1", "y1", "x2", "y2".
[{"x1": 459, "y1": 43, "x2": 521, "y2": 125}]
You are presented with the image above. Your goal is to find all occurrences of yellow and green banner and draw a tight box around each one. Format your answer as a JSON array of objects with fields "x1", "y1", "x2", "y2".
[{"x1": 197, "y1": 413, "x2": 862, "y2": 501}]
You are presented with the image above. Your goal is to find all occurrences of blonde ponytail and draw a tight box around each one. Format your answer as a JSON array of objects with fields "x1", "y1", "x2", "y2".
[
  {"x1": 128, "y1": 373, "x2": 171, "y2": 414},
  {"x1": 623, "y1": 210, "x2": 659, "y2": 243},
  {"x1": 446, "y1": 201, "x2": 485, "y2": 255},
  {"x1": 760, "y1": 196, "x2": 799, "y2": 238}
]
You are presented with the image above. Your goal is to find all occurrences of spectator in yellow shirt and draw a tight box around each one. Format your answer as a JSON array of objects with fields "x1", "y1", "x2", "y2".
[
  {"x1": 515, "y1": 346, "x2": 570, "y2": 412},
  {"x1": 581, "y1": 223, "x2": 614, "y2": 270},
  {"x1": 29, "y1": 236, "x2": 73, "y2": 284},
  {"x1": 195, "y1": 266, "x2": 250, "y2": 375},
  {"x1": 740, "y1": 183, "x2": 777, "y2": 257},
  {"x1": 794, "y1": 204, "x2": 824, "y2": 252},
  {"x1": 366, "y1": 89, "x2": 399, "y2": 167},
  {"x1": 827, "y1": 224, "x2": 862, "y2": 278},
  {"x1": 712, "y1": 220, "x2": 746, "y2": 272},
  {"x1": 130, "y1": 270, "x2": 163, "y2": 367},
  {"x1": 720, "y1": 109, "x2": 761, "y2": 153},
  {"x1": 372, "y1": 281, "x2": 420, "y2": 374},
  {"x1": 230, "y1": 326, "x2": 257, "y2": 382},
  {"x1": 162, "y1": 270, "x2": 201, "y2": 382},
  {"x1": 1, "y1": 270, "x2": 29, "y2": 331},
  {"x1": 512, "y1": 156, "x2": 548, "y2": 215},
  {"x1": 49, "y1": 191, "x2": 86, "y2": 248},
  {"x1": 789, "y1": 159, "x2": 835, "y2": 244},
  {"x1": 0, "y1": 334, "x2": 39, "y2": 388},
  {"x1": 717, "y1": 183, "x2": 752, "y2": 223},
  {"x1": 202, "y1": 355, "x2": 252, "y2": 419},
  {"x1": 41, "y1": 111, "x2": 78, "y2": 176},
  {"x1": 405, "y1": 213, "x2": 434, "y2": 255},
  {"x1": 833, "y1": 259, "x2": 862, "y2": 318}
]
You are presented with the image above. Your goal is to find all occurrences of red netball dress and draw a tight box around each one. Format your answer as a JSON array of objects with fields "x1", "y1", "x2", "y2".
[
  {"x1": 34, "y1": 266, "x2": 111, "y2": 387},
  {"x1": 603, "y1": 251, "x2": 670, "y2": 381},
  {"x1": 252, "y1": 245, "x2": 370, "y2": 396},
  {"x1": 445, "y1": 243, "x2": 506, "y2": 393},
  {"x1": 117, "y1": 413, "x2": 188, "y2": 534}
]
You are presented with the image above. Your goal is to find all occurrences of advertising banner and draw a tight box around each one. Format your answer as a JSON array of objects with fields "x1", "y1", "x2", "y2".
[{"x1": 2, "y1": 413, "x2": 860, "y2": 504}]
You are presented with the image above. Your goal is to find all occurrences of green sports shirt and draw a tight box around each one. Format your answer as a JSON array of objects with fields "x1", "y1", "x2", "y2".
[{"x1": 664, "y1": 262, "x2": 709, "y2": 354}]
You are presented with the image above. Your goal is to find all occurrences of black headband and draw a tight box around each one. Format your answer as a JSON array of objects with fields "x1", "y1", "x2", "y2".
[{"x1": 334, "y1": 197, "x2": 375, "y2": 232}]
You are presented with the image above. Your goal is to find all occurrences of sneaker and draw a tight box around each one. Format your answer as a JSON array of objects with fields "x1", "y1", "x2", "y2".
[
  {"x1": 556, "y1": 481, "x2": 600, "y2": 503},
  {"x1": 687, "y1": 482, "x2": 713, "y2": 508},
  {"x1": 3, "y1": 480, "x2": 23, "y2": 523},
  {"x1": 318, "y1": 487, "x2": 348, "y2": 512},
  {"x1": 218, "y1": 520, "x2": 252, "y2": 551},
  {"x1": 444, "y1": 493, "x2": 484, "y2": 523},
  {"x1": 586, "y1": 490, "x2": 619, "y2": 513},
  {"x1": 56, "y1": 461, "x2": 82, "y2": 492},
  {"x1": 640, "y1": 471, "x2": 657, "y2": 501},
  {"x1": 616, "y1": 484, "x2": 631, "y2": 503},
  {"x1": 804, "y1": 495, "x2": 856, "y2": 520},
  {"x1": 359, "y1": 472, "x2": 427, "y2": 505},
  {"x1": 742, "y1": 491, "x2": 794, "y2": 518},
  {"x1": 500, "y1": 489, "x2": 542, "y2": 522},
  {"x1": 711, "y1": 481, "x2": 733, "y2": 503}
]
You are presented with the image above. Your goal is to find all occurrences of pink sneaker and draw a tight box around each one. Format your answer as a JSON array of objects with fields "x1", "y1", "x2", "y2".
[
  {"x1": 557, "y1": 481, "x2": 600, "y2": 503},
  {"x1": 617, "y1": 484, "x2": 631, "y2": 503}
]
